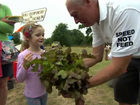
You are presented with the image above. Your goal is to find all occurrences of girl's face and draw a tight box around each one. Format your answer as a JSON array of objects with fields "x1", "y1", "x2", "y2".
[{"x1": 29, "y1": 27, "x2": 45, "y2": 48}]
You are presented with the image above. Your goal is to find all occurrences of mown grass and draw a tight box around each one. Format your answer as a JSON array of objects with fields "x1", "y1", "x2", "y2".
[{"x1": 7, "y1": 46, "x2": 118, "y2": 105}]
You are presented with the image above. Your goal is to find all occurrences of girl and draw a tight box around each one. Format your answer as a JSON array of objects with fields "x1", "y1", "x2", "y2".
[{"x1": 16, "y1": 23, "x2": 48, "y2": 105}]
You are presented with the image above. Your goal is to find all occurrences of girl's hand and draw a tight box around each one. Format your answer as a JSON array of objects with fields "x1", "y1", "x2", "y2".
[{"x1": 23, "y1": 53, "x2": 33, "y2": 70}]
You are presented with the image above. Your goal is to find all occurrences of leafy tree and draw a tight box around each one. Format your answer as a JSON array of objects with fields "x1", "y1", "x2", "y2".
[
  {"x1": 78, "y1": 24, "x2": 93, "y2": 45},
  {"x1": 78, "y1": 24, "x2": 92, "y2": 36},
  {"x1": 44, "y1": 38, "x2": 52, "y2": 46},
  {"x1": 70, "y1": 29, "x2": 85, "y2": 46},
  {"x1": 51, "y1": 23, "x2": 70, "y2": 46},
  {"x1": 51, "y1": 23, "x2": 85, "y2": 46}
]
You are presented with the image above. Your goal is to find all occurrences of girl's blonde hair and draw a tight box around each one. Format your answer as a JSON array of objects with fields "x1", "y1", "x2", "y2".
[{"x1": 20, "y1": 23, "x2": 43, "y2": 51}]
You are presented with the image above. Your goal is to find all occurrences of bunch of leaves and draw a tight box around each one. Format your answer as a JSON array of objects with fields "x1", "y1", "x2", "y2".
[{"x1": 26, "y1": 47, "x2": 95, "y2": 105}]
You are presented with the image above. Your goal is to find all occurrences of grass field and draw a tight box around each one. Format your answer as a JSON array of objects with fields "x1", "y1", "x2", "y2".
[{"x1": 7, "y1": 47, "x2": 118, "y2": 105}]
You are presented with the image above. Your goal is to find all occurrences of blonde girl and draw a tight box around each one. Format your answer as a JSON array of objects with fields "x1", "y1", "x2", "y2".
[{"x1": 16, "y1": 23, "x2": 48, "y2": 105}]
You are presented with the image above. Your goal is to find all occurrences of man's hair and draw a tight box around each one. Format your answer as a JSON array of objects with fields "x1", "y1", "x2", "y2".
[
  {"x1": 67, "y1": 0, "x2": 96, "y2": 6},
  {"x1": 67, "y1": 0, "x2": 84, "y2": 5}
]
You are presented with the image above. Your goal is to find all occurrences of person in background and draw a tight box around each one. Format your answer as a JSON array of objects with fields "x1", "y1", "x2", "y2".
[
  {"x1": 104, "y1": 45, "x2": 111, "y2": 61},
  {"x1": 16, "y1": 23, "x2": 48, "y2": 105},
  {"x1": 0, "y1": 3, "x2": 15, "y2": 105},
  {"x1": 66, "y1": 0, "x2": 140, "y2": 105}
]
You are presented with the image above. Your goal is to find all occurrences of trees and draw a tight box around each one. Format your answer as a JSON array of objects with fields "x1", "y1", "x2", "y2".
[
  {"x1": 44, "y1": 23, "x2": 92, "y2": 46},
  {"x1": 78, "y1": 24, "x2": 93, "y2": 46},
  {"x1": 70, "y1": 29, "x2": 84, "y2": 46},
  {"x1": 44, "y1": 38, "x2": 52, "y2": 46},
  {"x1": 51, "y1": 23, "x2": 70, "y2": 46},
  {"x1": 51, "y1": 23, "x2": 85, "y2": 46}
]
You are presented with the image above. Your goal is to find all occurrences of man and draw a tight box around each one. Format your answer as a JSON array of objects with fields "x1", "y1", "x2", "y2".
[
  {"x1": 66, "y1": 0, "x2": 140, "y2": 105},
  {"x1": 0, "y1": 3, "x2": 15, "y2": 105}
]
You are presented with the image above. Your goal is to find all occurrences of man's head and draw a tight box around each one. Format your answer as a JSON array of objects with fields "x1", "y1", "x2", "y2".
[{"x1": 66, "y1": 0, "x2": 99, "y2": 27}]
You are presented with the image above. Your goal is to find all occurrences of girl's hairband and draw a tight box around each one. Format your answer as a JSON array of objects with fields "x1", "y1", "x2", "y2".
[{"x1": 16, "y1": 25, "x2": 32, "y2": 38}]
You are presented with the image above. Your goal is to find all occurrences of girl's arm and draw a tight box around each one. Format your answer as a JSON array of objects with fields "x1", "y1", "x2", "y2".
[{"x1": 16, "y1": 54, "x2": 27, "y2": 82}]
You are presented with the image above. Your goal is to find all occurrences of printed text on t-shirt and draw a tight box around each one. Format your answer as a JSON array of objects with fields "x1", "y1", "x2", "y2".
[{"x1": 116, "y1": 29, "x2": 135, "y2": 47}]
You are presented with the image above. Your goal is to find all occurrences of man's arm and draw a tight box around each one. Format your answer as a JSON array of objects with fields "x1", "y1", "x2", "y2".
[
  {"x1": 88, "y1": 55, "x2": 132, "y2": 87},
  {"x1": 83, "y1": 44, "x2": 105, "y2": 68}
]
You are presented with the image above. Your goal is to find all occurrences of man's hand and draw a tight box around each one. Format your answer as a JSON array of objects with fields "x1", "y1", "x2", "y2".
[
  {"x1": 1, "y1": 16, "x2": 16, "y2": 26},
  {"x1": 83, "y1": 44, "x2": 104, "y2": 68},
  {"x1": 83, "y1": 58, "x2": 95, "y2": 68},
  {"x1": 87, "y1": 76, "x2": 94, "y2": 88},
  {"x1": 62, "y1": 92, "x2": 72, "y2": 98},
  {"x1": 75, "y1": 98, "x2": 85, "y2": 105}
]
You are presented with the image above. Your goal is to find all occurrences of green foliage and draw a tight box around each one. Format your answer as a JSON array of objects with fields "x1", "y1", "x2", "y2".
[
  {"x1": 51, "y1": 23, "x2": 70, "y2": 46},
  {"x1": 51, "y1": 23, "x2": 85, "y2": 46},
  {"x1": 70, "y1": 29, "x2": 85, "y2": 46},
  {"x1": 45, "y1": 23, "x2": 93, "y2": 47},
  {"x1": 78, "y1": 24, "x2": 85, "y2": 29},
  {"x1": 78, "y1": 24, "x2": 93, "y2": 46},
  {"x1": 27, "y1": 47, "x2": 95, "y2": 104},
  {"x1": 82, "y1": 35, "x2": 92, "y2": 46},
  {"x1": 44, "y1": 38, "x2": 52, "y2": 46},
  {"x1": 78, "y1": 24, "x2": 92, "y2": 36}
]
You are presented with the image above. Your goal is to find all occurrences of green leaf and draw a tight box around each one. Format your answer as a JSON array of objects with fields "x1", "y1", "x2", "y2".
[
  {"x1": 42, "y1": 81, "x2": 52, "y2": 93},
  {"x1": 32, "y1": 64, "x2": 39, "y2": 72},
  {"x1": 57, "y1": 70, "x2": 67, "y2": 79}
]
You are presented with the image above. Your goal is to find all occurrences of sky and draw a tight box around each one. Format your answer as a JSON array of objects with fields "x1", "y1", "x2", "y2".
[{"x1": 1, "y1": 0, "x2": 84, "y2": 38}]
